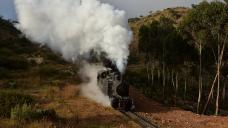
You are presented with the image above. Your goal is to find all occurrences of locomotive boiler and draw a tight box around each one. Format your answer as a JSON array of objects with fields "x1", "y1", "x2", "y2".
[{"x1": 97, "y1": 66, "x2": 135, "y2": 111}]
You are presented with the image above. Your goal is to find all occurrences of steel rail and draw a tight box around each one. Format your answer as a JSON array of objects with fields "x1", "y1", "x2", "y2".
[{"x1": 120, "y1": 111, "x2": 159, "y2": 128}]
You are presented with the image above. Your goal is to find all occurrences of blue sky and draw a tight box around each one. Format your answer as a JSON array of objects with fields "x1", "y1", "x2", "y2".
[
  {"x1": 0, "y1": 0, "x2": 16, "y2": 20},
  {"x1": 0, "y1": 0, "x2": 214, "y2": 20}
]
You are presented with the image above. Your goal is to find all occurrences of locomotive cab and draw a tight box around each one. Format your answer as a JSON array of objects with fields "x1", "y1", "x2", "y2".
[{"x1": 97, "y1": 68, "x2": 135, "y2": 111}]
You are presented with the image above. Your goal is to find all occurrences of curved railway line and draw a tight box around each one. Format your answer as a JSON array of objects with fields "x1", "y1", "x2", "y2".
[{"x1": 120, "y1": 111, "x2": 159, "y2": 128}]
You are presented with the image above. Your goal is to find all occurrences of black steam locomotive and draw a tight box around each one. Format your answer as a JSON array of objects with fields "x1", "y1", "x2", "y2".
[{"x1": 97, "y1": 64, "x2": 135, "y2": 111}]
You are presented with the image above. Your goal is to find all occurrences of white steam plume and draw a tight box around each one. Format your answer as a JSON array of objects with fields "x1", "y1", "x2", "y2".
[
  {"x1": 79, "y1": 64, "x2": 110, "y2": 106},
  {"x1": 14, "y1": 0, "x2": 132, "y2": 72}
]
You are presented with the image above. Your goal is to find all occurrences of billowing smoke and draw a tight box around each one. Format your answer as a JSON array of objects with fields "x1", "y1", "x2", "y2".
[
  {"x1": 14, "y1": 0, "x2": 132, "y2": 105},
  {"x1": 14, "y1": 0, "x2": 132, "y2": 73},
  {"x1": 79, "y1": 64, "x2": 110, "y2": 106}
]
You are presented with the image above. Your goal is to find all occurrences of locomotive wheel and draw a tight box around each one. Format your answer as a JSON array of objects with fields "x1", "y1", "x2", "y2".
[
  {"x1": 111, "y1": 98, "x2": 119, "y2": 109},
  {"x1": 124, "y1": 99, "x2": 132, "y2": 111}
]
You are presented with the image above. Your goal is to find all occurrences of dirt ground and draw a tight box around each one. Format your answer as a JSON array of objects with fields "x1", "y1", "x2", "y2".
[
  {"x1": 0, "y1": 85, "x2": 141, "y2": 128},
  {"x1": 130, "y1": 86, "x2": 228, "y2": 128},
  {"x1": 3, "y1": 84, "x2": 228, "y2": 128},
  {"x1": 37, "y1": 85, "x2": 140, "y2": 128}
]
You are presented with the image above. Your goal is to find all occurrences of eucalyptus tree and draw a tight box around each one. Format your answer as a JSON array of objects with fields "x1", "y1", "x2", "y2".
[
  {"x1": 181, "y1": 1, "x2": 228, "y2": 115},
  {"x1": 195, "y1": 1, "x2": 228, "y2": 115},
  {"x1": 139, "y1": 21, "x2": 162, "y2": 87},
  {"x1": 225, "y1": 0, "x2": 228, "y2": 4},
  {"x1": 139, "y1": 18, "x2": 176, "y2": 96},
  {"x1": 157, "y1": 17, "x2": 175, "y2": 97},
  {"x1": 139, "y1": 17, "x2": 195, "y2": 99},
  {"x1": 181, "y1": 3, "x2": 209, "y2": 114},
  {"x1": 139, "y1": 24, "x2": 155, "y2": 85}
]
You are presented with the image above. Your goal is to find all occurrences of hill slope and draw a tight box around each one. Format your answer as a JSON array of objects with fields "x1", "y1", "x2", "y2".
[
  {"x1": 0, "y1": 18, "x2": 139, "y2": 128},
  {"x1": 0, "y1": 18, "x2": 80, "y2": 89},
  {"x1": 128, "y1": 7, "x2": 189, "y2": 55}
]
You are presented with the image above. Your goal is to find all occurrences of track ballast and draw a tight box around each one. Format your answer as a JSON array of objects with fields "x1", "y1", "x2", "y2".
[{"x1": 120, "y1": 111, "x2": 159, "y2": 128}]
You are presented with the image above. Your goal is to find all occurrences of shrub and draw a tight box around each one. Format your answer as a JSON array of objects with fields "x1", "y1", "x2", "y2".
[
  {"x1": 39, "y1": 65, "x2": 59, "y2": 78},
  {"x1": 0, "y1": 90, "x2": 34, "y2": 117},
  {"x1": 11, "y1": 104, "x2": 56, "y2": 121},
  {"x1": 0, "y1": 56, "x2": 29, "y2": 70},
  {"x1": 0, "y1": 68, "x2": 12, "y2": 79},
  {"x1": 11, "y1": 104, "x2": 33, "y2": 121}
]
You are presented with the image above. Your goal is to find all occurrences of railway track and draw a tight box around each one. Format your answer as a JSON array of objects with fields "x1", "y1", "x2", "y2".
[{"x1": 120, "y1": 111, "x2": 159, "y2": 128}]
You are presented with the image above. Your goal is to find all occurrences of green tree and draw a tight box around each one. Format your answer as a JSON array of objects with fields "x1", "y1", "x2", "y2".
[
  {"x1": 181, "y1": 1, "x2": 228, "y2": 115},
  {"x1": 138, "y1": 17, "x2": 196, "y2": 99},
  {"x1": 225, "y1": 0, "x2": 228, "y2": 4}
]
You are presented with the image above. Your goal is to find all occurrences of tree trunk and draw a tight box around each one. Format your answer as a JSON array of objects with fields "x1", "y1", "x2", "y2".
[
  {"x1": 215, "y1": 65, "x2": 220, "y2": 115},
  {"x1": 203, "y1": 34, "x2": 227, "y2": 114},
  {"x1": 215, "y1": 44, "x2": 221, "y2": 115},
  {"x1": 172, "y1": 70, "x2": 175, "y2": 89},
  {"x1": 197, "y1": 44, "x2": 202, "y2": 114},
  {"x1": 176, "y1": 73, "x2": 179, "y2": 94},
  {"x1": 184, "y1": 77, "x2": 187, "y2": 102},
  {"x1": 162, "y1": 42, "x2": 166, "y2": 98},
  {"x1": 212, "y1": 86, "x2": 214, "y2": 101},
  {"x1": 175, "y1": 72, "x2": 178, "y2": 104},
  {"x1": 215, "y1": 34, "x2": 227, "y2": 115},
  {"x1": 167, "y1": 70, "x2": 170, "y2": 85},
  {"x1": 222, "y1": 84, "x2": 226, "y2": 101},
  {"x1": 162, "y1": 61, "x2": 166, "y2": 98},
  {"x1": 158, "y1": 69, "x2": 161, "y2": 81},
  {"x1": 146, "y1": 61, "x2": 150, "y2": 85},
  {"x1": 151, "y1": 62, "x2": 154, "y2": 87},
  {"x1": 202, "y1": 73, "x2": 218, "y2": 114}
]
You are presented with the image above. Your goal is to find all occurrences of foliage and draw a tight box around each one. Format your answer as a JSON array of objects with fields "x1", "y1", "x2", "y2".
[
  {"x1": 11, "y1": 104, "x2": 56, "y2": 121},
  {"x1": 132, "y1": 1, "x2": 228, "y2": 115},
  {"x1": 11, "y1": 104, "x2": 33, "y2": 121},
  {"x1": 139, "y1": 17, "x2": 197, "y2": 65},
  {"x1": 0, "y1": 17, "x2": 78, "y2": 89},
  {"x1": 181, "y1": 1, "x2": 228, "y2": 114},
  {"x1": 181, "y1": 1, "x2": 228, "y2": 47},
  {"x1": 39, "y1": 65, "x2": 59, "y2": 77},
  {"x1": 0, "y1": 90, "x2": 34, "y2": 117}
]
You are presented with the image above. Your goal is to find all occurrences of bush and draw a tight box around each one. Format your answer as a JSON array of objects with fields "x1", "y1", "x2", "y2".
[
  {"x1": 10, "y1": 104, "x2": 57, "y2": 121},
  {"x1": 0, "y1": 68, "x2": 12, "y2": 79},
  {"x1": 0, "y1": 56, "x2": 29, "y2": 70},
  {"x1": 0, "y1": 90, "x2": 34, "y2": 117},
  {"x1": 39, "y1": 65, "x2": 59, "y2": 78},
  {"x1": 39, "y1": 65, "x2": 75, "y2": 81},
  {"x1": 11, "y1": 104, "x2": 33, "y2": 121}
]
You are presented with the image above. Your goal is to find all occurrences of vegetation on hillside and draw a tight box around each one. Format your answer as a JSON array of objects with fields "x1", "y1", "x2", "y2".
[
  {"x1": 0, "y1": 17, "x2": 80, "y2": 89},
  {"x1": 0, "y1": 17, "x2": 81, "y2": 127},
  {"x1": 127, "y1": 1, "x2": 228, "y2": 115},
  {"x1": 0, "y1": 17, "x2": 135, "y2": 128}
]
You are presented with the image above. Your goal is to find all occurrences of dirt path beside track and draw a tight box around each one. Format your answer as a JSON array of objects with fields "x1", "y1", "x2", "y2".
[{"x1": 130, "y1": 86, "x2": 228, "y2": 128}]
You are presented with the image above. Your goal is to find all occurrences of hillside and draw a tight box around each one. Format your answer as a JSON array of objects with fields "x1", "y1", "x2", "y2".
[
  {"x1": 128, "y1": 7, "x2": 189, "y2": 55},
  {"x1": 1, "y1": 2, "x2": 228, "y2": 127},
  {"x1": 0, "y1": 18, "x2": 80, "y2": 89},
  {"x1": 0, "y1": 18, "x2": 139, "y2": 128},
  {"x1": 126, "y1": 1, "x2": 228, "y2": 117},
  {"x1": 124, "y1": 3, "x2": 228, "y2": 128}
]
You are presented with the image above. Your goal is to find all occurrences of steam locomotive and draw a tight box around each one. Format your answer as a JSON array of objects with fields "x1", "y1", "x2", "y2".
[{"x1": 97, "y1": 63, "x2": 135, "y2": 111}]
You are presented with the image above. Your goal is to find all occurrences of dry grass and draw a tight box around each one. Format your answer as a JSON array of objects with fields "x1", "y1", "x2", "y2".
[{"x1": 3, "y1": 85, "x2": 140, "y2": 128}]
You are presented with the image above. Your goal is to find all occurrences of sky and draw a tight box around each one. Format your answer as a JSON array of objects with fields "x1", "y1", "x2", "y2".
[
  {"x1": 100, "y1": 0, "x2": 214, "y2": 18},
  {"x1": 0, "y1": 0, "x2": 16, "y2": 20},
  {"x1": 0, "y1": 0, "x2": 214, "y2": 20}
]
